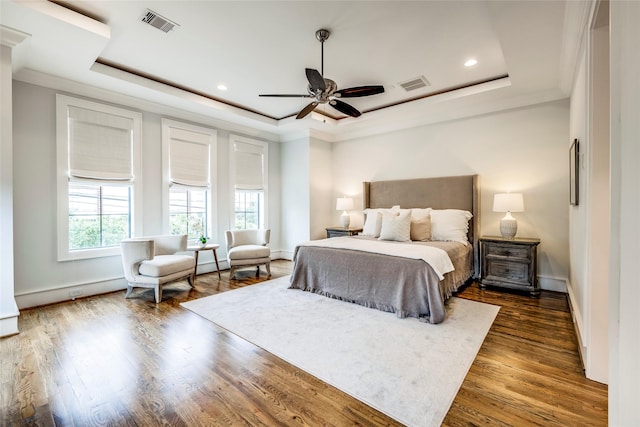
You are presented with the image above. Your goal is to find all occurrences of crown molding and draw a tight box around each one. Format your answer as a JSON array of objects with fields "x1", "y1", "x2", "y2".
[
  {"x1": 0, "y1": 25, "x2": 30, "y2": 48},
  {"x1": 13, "y1": 68, "x2": 281, "y2": 142}
]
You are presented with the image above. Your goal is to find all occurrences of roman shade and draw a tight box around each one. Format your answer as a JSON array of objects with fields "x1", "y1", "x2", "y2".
[
  {"x1": 234, "y1": 140, "x2": 265, "y2": 190},
  {"x1": 68, "y1": 106, "x2": 134, "y2": 181},
  {"x1": 169, "y1": 128, "x2": 211, "y2": 188}
]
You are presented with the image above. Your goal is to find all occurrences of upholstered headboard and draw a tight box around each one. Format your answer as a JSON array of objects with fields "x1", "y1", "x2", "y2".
[{"x1": 363, "y1": 174, "x2": 479, "y2": 277}]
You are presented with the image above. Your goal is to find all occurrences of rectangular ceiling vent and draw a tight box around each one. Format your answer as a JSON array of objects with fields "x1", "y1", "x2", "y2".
[
  {"x1": 399, "y1": 76, "x2": 431, "y2": 92},
  {"x1": 141, "y1": 9, "x2": 179, "y2": 33}
]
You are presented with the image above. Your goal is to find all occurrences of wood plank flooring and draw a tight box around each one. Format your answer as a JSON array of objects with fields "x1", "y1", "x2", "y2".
[{"x1": 1, "y1": 260, "x2": 607, "y2": 426}]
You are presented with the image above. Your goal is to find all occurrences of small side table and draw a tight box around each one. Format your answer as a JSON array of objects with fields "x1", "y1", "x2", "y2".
[
  {"x1": 325, "y1": 227, "x2": 363, "y2": 238},
  {"x1": 187, "y1": 243, "x2": 221, "y2": 282}
]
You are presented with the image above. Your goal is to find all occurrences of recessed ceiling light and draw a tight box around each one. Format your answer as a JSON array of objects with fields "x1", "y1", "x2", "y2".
[
  {"x1": 464, "y1": 59, "x2": 478, "y2": 67},
  {"x1": 217, "y1": 84, "x2": 227, "y2": 91}
]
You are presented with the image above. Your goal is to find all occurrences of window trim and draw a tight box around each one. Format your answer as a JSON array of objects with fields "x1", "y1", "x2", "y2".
[
  {"x1": 229, "y1": 134, "x2": 268, "y2": 230},
  {"x1": 161, "y1": 119, "x2": 217, "y2": 238},
  {"x1": 56, "y1": 94, "x2": 142, "y2": 261}
]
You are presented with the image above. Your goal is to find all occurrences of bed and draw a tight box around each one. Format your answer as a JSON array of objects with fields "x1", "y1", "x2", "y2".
[{"x1": 289, "y1": 175, "x2": 479, "y2": 324}]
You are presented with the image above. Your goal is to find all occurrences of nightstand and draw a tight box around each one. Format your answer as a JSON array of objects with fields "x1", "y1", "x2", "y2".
[
  {"x1": 326, "y1": 227, "x2": 363, "y2": 238},
  {"x1": 479, "y1": 236, "x2": 540, "y2": 297}
]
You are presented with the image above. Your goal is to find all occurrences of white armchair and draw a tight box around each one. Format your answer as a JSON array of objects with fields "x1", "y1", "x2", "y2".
[
  {"x1": 225, "y1": 229, "x2": 271, "y2": 279},
  {"x1": 120, "y1": 234, "x2": 195, "y2": 303}
]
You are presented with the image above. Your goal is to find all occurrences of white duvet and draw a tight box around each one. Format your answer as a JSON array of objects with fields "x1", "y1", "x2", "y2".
[{"x1": 298, "y1": 236, "x2": 455, "y2": 280}]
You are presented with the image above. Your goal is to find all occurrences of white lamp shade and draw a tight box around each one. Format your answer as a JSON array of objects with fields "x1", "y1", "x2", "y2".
[
  {"x1": 336, "y1": 197, "x2": 354, "y2": 211},
  {"x1": 493, "y1": 193, "x2": 524, "y2": 212}
]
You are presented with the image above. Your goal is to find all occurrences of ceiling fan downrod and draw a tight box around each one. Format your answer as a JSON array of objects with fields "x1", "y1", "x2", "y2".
[{"x1": 315, "y1": 29, "x2": 330, "y2": 76}]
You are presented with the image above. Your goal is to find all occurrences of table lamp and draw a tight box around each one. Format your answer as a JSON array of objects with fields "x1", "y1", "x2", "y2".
[
  {"x1": 336, "y1": 197, "x2": 354, "y2": 228},
  {"x1": 493, "y1": 193, "x2": 524, "y2": 239}
]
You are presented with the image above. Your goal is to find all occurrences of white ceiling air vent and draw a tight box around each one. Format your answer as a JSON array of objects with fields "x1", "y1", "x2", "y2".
[
  {"x1": 141, "y1": 9, "x2": 179, "y2": 33},
  {"x1": 398, "y1": 76, "x2": 431, "y2": 92}
]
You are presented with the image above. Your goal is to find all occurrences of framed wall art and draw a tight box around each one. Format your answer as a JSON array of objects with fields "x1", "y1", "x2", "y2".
[{"x1": 570, "y1": 138, "x2": 579, "y2": 206}]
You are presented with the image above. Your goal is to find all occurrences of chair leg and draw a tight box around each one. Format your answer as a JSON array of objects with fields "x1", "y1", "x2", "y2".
[
  {"x1": 256, "y1": 266, "x2": 260, "y2": 277},
  {"x1": 125, "y1": 285, "x2": 133, "y2": 299},
  {"x1": 154, "y1": 285, "x2": 162, "y2": 304},
  {"x1": 229, "y1": 266, "x2": 236, "y2": 280},
  {"x1": 266, "y1": 262, "x2": 271, "y2": 277}
]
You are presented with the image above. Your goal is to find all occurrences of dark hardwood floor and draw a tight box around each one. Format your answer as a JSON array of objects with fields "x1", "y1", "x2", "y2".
[{"x1": 1, "y1": 260, "x2": 607, "y2": 426}]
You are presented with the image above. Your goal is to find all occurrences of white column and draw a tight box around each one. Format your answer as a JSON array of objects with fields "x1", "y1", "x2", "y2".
[{"x1": 0, "y1": 26, "x2": 29, "y2": 337}]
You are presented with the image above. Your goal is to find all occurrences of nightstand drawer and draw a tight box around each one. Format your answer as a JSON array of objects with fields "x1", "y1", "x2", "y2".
[
  {"x1": 326, "y1": 227, "x2": 363, "y2": 238},
  {"x1": 485, "y1": 243, "x2": 530, "y2": 260},
  {"x1": 327, "y1": 229, "x2": 350, "y2": 238},
  {"x1": 485, "y1": 260, "x2": 529, "y2": 283}
]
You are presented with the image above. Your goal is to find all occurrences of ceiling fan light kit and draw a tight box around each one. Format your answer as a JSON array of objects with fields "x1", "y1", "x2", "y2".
[{"x1": 259, "y1": 28, "x2": 385, "y2": 119}]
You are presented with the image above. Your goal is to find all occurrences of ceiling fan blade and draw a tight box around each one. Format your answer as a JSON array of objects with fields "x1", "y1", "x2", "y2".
[
  {"x1": 296, "y1": 101, "x2": 319, "y2": 119},
  {"x1": 259, "y1": 94, "x2": 313, "y2": 98},
  {"x1": 330, "y1": 99, "x2": 362, "y2": 117},
  {"x1": 305, "y1": 68, "x2": 326, "y2": 93},
  {"x1": 334, "y1": 85, "x2": 385, "y2": 98}
]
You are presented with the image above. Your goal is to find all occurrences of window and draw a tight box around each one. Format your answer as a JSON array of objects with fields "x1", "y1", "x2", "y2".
[
  {"x1": 162, "y1": 119, "x2": 217, "y2": 240},
  {"x1": 56, "y1": 95, "x2": 142, "y2": 260},
  {"x1": 230, "y1": 135, "x2": 268, "y2": 230},
  {"x1": 68, "y1": 183, "x2": 131, "y2": 250},
  {"x1": 169, "y1": 187, "x2": 208, "y2": 239},
  {"x1": 234, "y1": 190, "x2": 264, "y2": 229}
]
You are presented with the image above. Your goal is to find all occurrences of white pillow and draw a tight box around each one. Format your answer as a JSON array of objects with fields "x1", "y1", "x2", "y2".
[
  {"x1": 410, "y1": 208, "x2": 432, "y2": 220},
  {"x1": 362, "y1": 207, "x2": 400, "y2": 237},
  {"x1": 379, "y1": 211, "x2": 411, "y2": 242},
  {"x1": 362, "y1": 210, "x2": 383, "y2": 237},
  {"x1": 430, "y1": 209, "x2": 473, "y2": 244}
]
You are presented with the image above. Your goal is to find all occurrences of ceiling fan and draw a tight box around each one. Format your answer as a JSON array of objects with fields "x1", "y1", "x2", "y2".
[{"x1": 259, "y1": 29, "x2": 385, "y2": 119}]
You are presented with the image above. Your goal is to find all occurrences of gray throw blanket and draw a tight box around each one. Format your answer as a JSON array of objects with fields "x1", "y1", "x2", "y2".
[{"x1": 289, "y1": 245, "x2": 449, "y2": 324}]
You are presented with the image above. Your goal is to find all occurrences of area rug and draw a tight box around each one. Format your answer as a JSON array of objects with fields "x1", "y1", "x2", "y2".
[{"x1": 181, "y1": 276, "x2": 499, "y2": 426}]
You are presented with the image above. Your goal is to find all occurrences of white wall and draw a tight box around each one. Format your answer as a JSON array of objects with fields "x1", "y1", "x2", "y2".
[
  {"x1": 331, "y1": 100, "x2": 570, "y2": 291},
  {"x1": 280, "y1": 138, "x2": 310, "y2": 258},
  {"x1": 266, "y1": 137, "x2": 282, "y2": 257},
  {"x1": 609, "y1": 1, "x2": 640, "y2": 424},
  {"x1": 11, "y1": 80, "x2": 280, "y2": 308},
  {"x1": 309, "y1": 138, "x2": 333, "y2": 240},
  {"x1": 568, "y1": 45, "x2": 589, "y2": 358},
  {"x1": 140, "y1": 112, "x2": 165, "y2": 234},
  {"x1": 567, "y1": 1, "x2": 611, "y2": 384}
]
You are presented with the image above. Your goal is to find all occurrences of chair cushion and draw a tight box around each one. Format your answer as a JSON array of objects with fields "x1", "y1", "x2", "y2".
[
  {"x1": 228, "y1": 245, "x2": 270, "y2": 260},
  {"x1": 139, "y1": 254, "x2": 195, "y2": 277}
]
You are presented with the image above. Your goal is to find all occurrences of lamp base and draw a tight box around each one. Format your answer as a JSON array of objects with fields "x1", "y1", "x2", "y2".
[
  {"x1": 500, "y1": 214, "x2": 518, "y2": 239},
  {"x1": 340, "y1": 212, "x2": 351, "y2": 228}
]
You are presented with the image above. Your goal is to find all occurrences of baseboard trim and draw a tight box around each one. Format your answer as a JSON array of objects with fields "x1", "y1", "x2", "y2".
[
  {"x1": 195, "y1": 259, "x2": 229, "y2": 275},
  {"x1": 15, "y1": 277, "x2": 127, "y2": 309},
  {"x1": 0, "y1": 313, "x2": 20, "y2": 337},
  {"x1": 566, "y1": 281, "x2": 587, "y2": 370},
  {"x1": 538, "y1": 275, "x2": 567, "y2": 292},
  {"x1": 277, "y1": 250, "x2": 294, "y2": 261}
]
